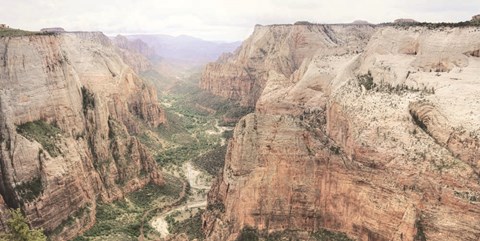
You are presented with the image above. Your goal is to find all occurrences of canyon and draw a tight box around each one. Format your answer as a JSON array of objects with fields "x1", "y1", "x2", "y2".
[
  {"x1": 0, "y1": 17, "x2": 480, "y2": 241},
  {"x1": 0, "y1": 31, "x2": 165, "y2": 240},
  {"x1": 201, "y1": 22, "x2": 480, "y2": 241}
]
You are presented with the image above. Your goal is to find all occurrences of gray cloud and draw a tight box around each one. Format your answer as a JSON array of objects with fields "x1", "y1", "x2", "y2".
[{"x1": 1, "y1": 0, "x2": 479, "y2": 41}]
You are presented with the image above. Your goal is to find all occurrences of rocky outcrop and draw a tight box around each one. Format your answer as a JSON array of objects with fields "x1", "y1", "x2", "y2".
[
  {"x1": 203, "y1": 24, "x2": 480, "y2": 241},
  {"x1": 0, "y1": 32, "x2": 165, "y2": 240},
  {"x1": 472, "y1": 15, "x2": 480, "y2": 22},
  {"x1": 200, "y1": 24, "x2": 376, "y2": 107},
  {"x1": 352, "y1": 20, "x2": 371, "y2": 25},
  {"x1": 112, "y1": 35, "x2": 156, "y2": 73},
  {"x1": 40, "y1": 28, "x2": 65, "y2": 33},
  {"x1": 394, "y1": 19, "x2": 418, "y2": 24}
]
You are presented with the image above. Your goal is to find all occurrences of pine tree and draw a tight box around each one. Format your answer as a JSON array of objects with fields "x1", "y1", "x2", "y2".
[{"x1": 0, "y1": 209, "x2": 46, "y2": 241}]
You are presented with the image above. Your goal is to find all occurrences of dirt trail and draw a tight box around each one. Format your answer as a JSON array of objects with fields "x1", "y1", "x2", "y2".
[
  {"x1": 138, "y1": 181, "x2": 187, "y2": 241},
  {"x1": 149, "y1": 163, "x2": 210, "y2": 239},
  {"x1": 206, "y1": 120, "x2": 233, "y2": 146},
  {"x1": 185, "y1": 162, "x2": 211, "y2": 190},
  {"x1": 150, "y1": 200, "x2": 208, "y2": 238}
]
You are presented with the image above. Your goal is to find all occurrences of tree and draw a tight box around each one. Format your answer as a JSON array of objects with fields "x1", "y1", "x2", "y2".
[{"x1": 0, "y1": 209, "x2": 46, "y2": 241}]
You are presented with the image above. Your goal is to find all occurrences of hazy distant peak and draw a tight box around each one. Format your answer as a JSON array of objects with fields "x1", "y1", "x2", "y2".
[
  {"x1": 125, "y1": 34, "x2": 241, "y2": 63},
  {"x1": 394, "y1": 18, "x2": 418, "y2": 23},
  {"x1": 352, "y1": 20, "x2": 370, "y2": 25}
]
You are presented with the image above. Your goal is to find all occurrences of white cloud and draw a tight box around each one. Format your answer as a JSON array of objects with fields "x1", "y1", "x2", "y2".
[{"x1": 1, "y1": 0, "x2": 479, "y2": 41}]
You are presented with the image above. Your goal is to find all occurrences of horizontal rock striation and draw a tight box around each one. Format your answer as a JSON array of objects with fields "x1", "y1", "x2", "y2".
[
  {"x1": 203, "y1": 25, "x2": 480, "y2": 241},
  {"x1": 200, "y1": 24, "x2": 376, "y2": 107},
  {"x1": 0, "y1": 32, "x2": 165, "y2": 240}
]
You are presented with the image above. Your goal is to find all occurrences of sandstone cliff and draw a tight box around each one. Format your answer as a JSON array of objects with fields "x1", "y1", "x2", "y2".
[
  {"x1": 203, "y1": 24, "x2": 480, "y2": 241},
  {"x1": 200, "y1": 24, "x2": 376, "y2": 107},
  {"x1": 0, "y1": 31, "x2": 165, "y2": 240},
  {"x1": 113, "y1": 34, "x2": 156, "y2": 73}
]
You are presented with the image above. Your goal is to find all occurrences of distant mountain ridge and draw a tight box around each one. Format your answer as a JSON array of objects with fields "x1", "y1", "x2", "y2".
[{"x1": 125, "y1": 34, "x2": 241, "y2": 63}]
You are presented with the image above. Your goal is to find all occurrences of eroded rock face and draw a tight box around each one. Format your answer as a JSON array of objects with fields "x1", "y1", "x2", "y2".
[
  {"x1": 0, "y1": 32, "x2": 165, "y2": 240},
  {"x1": 112, "y1": 34, "x2": 156, "y2": 73},
  {"x1": 472, "y1": 15, "x2": 480, "y2": 22},
  {"x1": 203, "y1": 25, "x2": 480, "y2": 241},
  {"x1": 200, "y1": 24, "x2": 376, "y2": 107}
]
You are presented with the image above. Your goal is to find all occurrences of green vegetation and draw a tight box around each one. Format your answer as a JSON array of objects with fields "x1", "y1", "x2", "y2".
[
  {"x1": 167, "y1": 210, "x2": 205, "y2": 240},
  {"x1": 223, "y1": 130, "x2": 234, "y2": 140},
  {"x1": 357, "y1": 71, "x2": 375, "y2": 90},
  {"x1": 16, "y1": 120, "x2": 62, "y2": 157},
  {"x1": 0, "y1": 209, "x2": 46, "y2": 241},
  {"x1": 236, "y1": 227, "x2": 259, "y2": 241},
  {"x1": 386, "y1": 20, "x2": 480, "y2": 29},
  {"x1": 311, "y1": 229, "x2": 354, "y2": 241},
  {"x1": 149, "y1": 68, "x2": 253, "y2": 126},
  {"x1": 375, "y1": 83, "x2": 435, "y2": 95},
  {"x1": 232, "y1": 227, "x2": 354, "y2": 241},
  {"x1": 76, "y1": 175, "x2": 184, "y2": 240},
  {"x1": 15, "y1": 177, "x2": 43, "y2": 203},
  {"x1": 153, "y1": 99, "x2": 224, "y2": 169},
  {"x1": 47, "y1": 205, "x2": 91, "y2": 236},
  {"x1": 0, "y1": 28, "x2": 55, "y2": 38},
  {"x1": 156, "y1": 109, "x2": 194, "y2": 144},
  {"x1": 357, "y1": 71, "x2": 435, "y2": 95},
  {"x1": 454, "y1": 190, "x2": 480, "y2": 202},
  {"x1": 156, "y1": 138, "x2": 217, "y2": 167},
  {"x1": 139, "y1": 70, "x2": 178, "y2": 97},
  {"x1": 329, "y1": 146, "x2": 341, "y2": 155},
  {"x1": 414, "y1": 217, "x2": 427, "y2": 241},
  {"x1": 81, "y1": 87, "x2": 95, "y2": 113},
  {"x1": 294, "y1": 21, "x2": 314, "y2": 25},
  {"x1": 129, "y1": 175, "x2": 183, "y2": 209},
  {"x1": 191, "y1": 145, "x2": 227, "y2": 175},
  {"x1": 206, "y1": 202, "x2": 225, "y2": 213},
  {"x1": 77, "y1": 201, "x2": 143, "y2": 239},
  {"x1": 152, "y1": 76, "x2": 243, "y2": 169}
]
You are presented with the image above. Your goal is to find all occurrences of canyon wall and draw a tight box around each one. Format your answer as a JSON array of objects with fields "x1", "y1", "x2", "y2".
[
  {"x1": 0, "y1": 32, "x2": 165, "y2": 240},
  {"x1": 112, "y1": 34, "x2": 156, "y2": 73},
  {"x1": 200, "y1": 24, "x2": 376, "y2": 107},
  {"x1": 203, "y1": 24, "x2": 480, "y2": 241}
]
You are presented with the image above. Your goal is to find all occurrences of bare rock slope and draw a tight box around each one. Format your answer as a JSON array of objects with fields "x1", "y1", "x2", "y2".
[
  {"x1": 112, "y1": 34, "x2": 156, "y2": 73},
  {"x1": 203, "y1": 24, "x2": 480, "y2": 241},
  {"x1": 200, "y1": 24, "x2": 376, "y2": 107},
  {"x1": 0, "y1": 32, "x2": 165, "y2": 240}
]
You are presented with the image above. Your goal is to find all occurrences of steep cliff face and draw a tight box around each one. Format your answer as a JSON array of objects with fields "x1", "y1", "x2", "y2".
[
  {"x1": 112, "y1": 34, "x2": 156, "y2": 73},
  {"x1": 0, "y1": 32, "x2": 165, "y2": 240},
  {"x1": 200, "y1": 24, "x2": 376, "y2": 107},
  {"x1": 204, "y1": 25, "x2": 480, "y2": 241}
]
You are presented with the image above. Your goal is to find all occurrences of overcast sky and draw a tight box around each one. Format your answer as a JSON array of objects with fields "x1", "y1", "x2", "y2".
[{"x1": 1, "y1": 0, "x2": 479, "y2": 41}]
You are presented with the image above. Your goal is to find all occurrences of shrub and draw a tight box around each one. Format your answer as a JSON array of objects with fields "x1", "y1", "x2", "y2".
[
  {"x1": 15, "y1": 177, "x2": 43, "y2": 203},
  {"x1": 206, "y1": 202, "x2": 225, "y2": 213},
  {"x1": 357, "y1": 71, "x2": 375, "y2": 90},
  {"x1": 414, "y1": 217, "x2": 427, "y2": 241},
  {"x1": 311, "y1": 228, "x2": 353, "y2": 241},
  {"x1": 384, "y1": 20, "x2": 480, "y2": 29},
  {"x1": 0, "y1": 209, "x2": 46, "y2": 241},
  {"x1": 128, "y1": 175, "x2": 183, "y2": 209},
  {"x1": 236, "y1": 227, "x2": 259, "y2": 241},
  {"x1": 81, "y1": 87, "x2": 95, "y2": 113},
  {"x1": 46, "y1": 205, "x2": 90, "y2": 236},
  {"x1": 191, "y1": 145, "x2": 227, "y2": 175},
  {"x1": 168, "y1": 211, "x2": 205, "y2": 240},
  {"x1": 16, "y1": 120, "x2": 62, "y2": 157},
  {"x1": 0, "y1": 28, "x2": 55, "y2": 38}
]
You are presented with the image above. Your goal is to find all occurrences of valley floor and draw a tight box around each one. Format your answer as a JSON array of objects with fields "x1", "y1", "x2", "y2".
[{"x1": 73, "y1": 69, "x2": 236, "y2": 241}]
